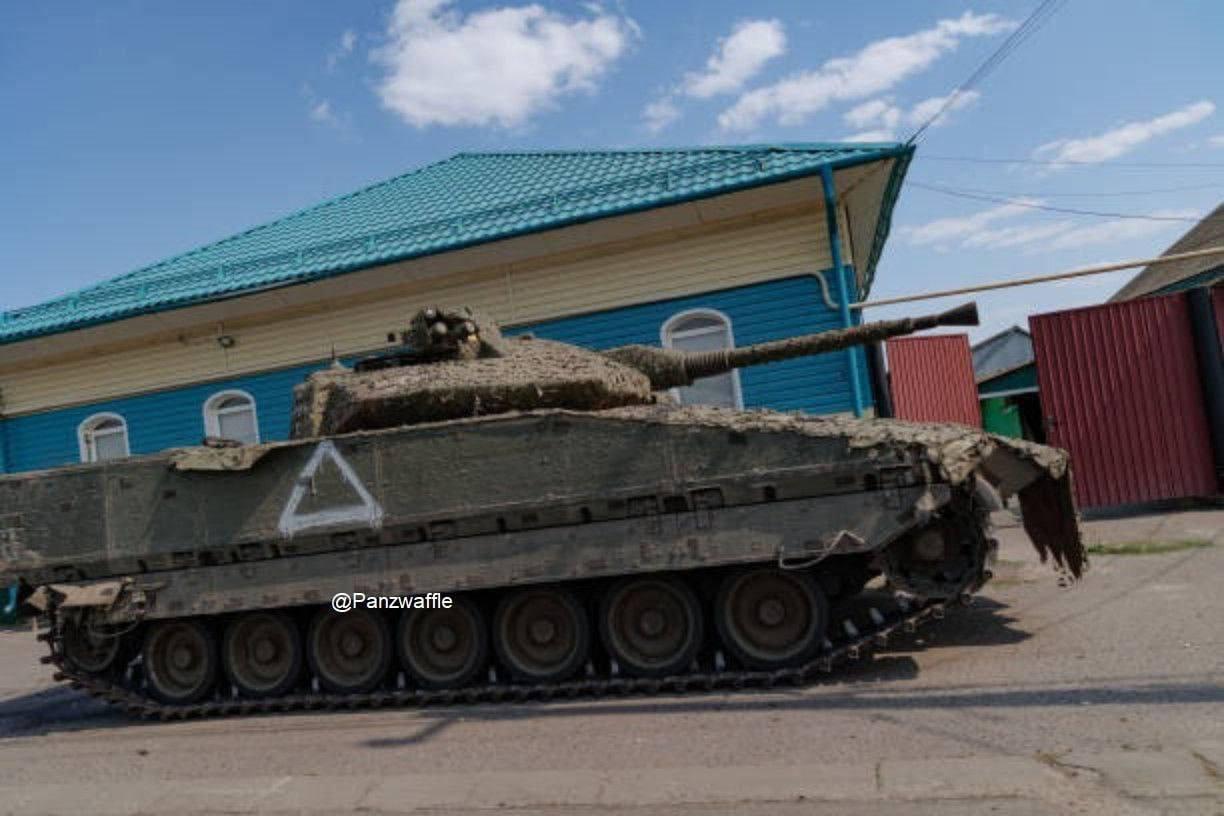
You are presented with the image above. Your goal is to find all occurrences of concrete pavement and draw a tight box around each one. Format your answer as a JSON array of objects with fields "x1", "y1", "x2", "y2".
[{"x1": 0, "y1": 743, "x2": 1220, "y2": 814}]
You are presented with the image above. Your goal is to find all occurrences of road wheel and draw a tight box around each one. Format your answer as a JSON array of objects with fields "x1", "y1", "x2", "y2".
[
  {"x1": 494, "y1": 588, "x2": 589, "y2": 683},
  {"x1": 715, "y1": 568, "x2": 827, "y2": 670},
  {"x1": 600, "y1": 576, "x2": 702, "y2": 677},
  {"x1": 397, "y1": 596, "x2": 488, "y2": 690},
  {"x1": 223, "y1": 612, "x2": 304, "y2": 698},
  {"x1": 307, "y1": 608, "x2": 392, "y2": 694},
  {"x1": 62, "y1": 617, "x2": 125, "y2": 676},
  {"x1": 143, "y1": 619, "x2": 218, "y2": 704}
]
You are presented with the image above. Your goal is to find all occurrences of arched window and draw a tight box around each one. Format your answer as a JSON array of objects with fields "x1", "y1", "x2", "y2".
[
  {"x1": 203, "y1": 390, "x2": 260, "y2": 444},
  {"x1": 661, "y1": 309, "x2": 743, "y2": 408},
  {"x1": 78, "y1": 413, "x2": 130, "y2": 463}
]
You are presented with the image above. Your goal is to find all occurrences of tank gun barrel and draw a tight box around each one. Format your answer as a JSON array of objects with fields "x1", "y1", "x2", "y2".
[{"x1": 603, "y1": 302, "x2": 979, "y2": 391}]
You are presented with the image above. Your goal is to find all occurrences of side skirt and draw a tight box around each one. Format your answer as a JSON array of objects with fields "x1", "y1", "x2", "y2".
[{"x1": 49, "y1": 485, "x2": 950, "y2": 624}]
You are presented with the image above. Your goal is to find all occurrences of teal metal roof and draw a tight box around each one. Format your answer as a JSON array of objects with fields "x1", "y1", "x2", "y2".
[{"x1": 1, "y1": 143, "x2": 912, "y2": 345}]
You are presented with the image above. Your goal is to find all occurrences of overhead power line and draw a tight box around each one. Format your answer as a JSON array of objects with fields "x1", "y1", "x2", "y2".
[
  {"x1": 919, "y1": 154, "x2": 1224, "y2": 169},
  {"x1": 908, "y1": 180, "x2": 1224, "y2": 198},
  {"x1": 908, "y1": 182, "x2": 1210, "y2": 222},
  {"x1": 907, "y1": 0, "x2": 1066, "y2": 144}
]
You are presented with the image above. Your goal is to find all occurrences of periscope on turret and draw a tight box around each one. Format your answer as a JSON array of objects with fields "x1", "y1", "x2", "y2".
[{"x1": 2, "y1": 303, "x2": 1084, "y2": 715}]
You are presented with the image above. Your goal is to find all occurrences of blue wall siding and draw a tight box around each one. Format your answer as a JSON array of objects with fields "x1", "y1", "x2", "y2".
[
  {"x1": 2, "y1": 363, "x2": 324, "y2": 473},
  {"x1": 0, "y1": 275, "x2": 872, "y2": 474},
  {"x1": 514, "y1": 274, "x2": 873, "y2": 414}
]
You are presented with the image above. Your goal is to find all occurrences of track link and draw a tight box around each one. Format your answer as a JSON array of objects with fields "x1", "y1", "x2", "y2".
[{"x1": 41, "y1": 598, "x2": 946, "y2": 721}]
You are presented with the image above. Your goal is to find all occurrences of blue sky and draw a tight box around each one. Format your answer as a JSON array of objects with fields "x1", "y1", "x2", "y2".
[{"x1": 3, "y1": 0, "x2": 1223, "y2": 340}]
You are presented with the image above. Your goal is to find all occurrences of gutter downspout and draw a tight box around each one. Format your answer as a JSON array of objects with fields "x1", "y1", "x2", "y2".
[{"x1": 820, "y1": 165, "x2": 865, "y2": 417}]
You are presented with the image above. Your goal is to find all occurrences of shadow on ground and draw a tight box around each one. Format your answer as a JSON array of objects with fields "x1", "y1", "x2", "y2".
[
  {"x1": 0, "y1": 685, "x2": 126, "y2": 739},
  {"x1": 360, "y1": 675, "x2": 1224, "y2": 748}
]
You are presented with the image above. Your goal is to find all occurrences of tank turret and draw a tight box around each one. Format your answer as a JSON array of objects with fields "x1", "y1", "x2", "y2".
[{"x1": 290, "y1": 302, "x2": 979, "y2": 438}]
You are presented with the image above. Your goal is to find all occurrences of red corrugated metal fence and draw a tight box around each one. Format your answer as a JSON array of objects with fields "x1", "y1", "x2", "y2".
[
  {"x1": 885, "y1": 333, "x2": 981, "y2": 426},
  {"x1": 1030, "y1": 292, "x2": 1215, "y2": 509}
]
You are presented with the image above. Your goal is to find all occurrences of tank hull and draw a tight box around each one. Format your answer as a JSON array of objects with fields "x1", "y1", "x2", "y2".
[
  {"x1": 9, "y1": 406, "x2": 1084, "y2": 715},
  {"x1": 2, "y1": 406, "x2": 1080, "y2": 593}
]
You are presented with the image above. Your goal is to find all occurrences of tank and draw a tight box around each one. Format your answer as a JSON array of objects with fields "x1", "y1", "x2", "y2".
[{"x1": 3, "y1": 304, "x2": 1084, "y2": 718}]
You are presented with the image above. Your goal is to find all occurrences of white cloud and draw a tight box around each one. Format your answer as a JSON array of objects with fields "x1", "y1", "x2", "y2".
[
  {"x1": 718, "y1": 11, "x2": 1013, "y2": 132},
  {"x1": 907, "y1": 89, "x2": 980, "y2": 128},
  {"x1": 841, "y1": 90, "x2": 980, "y2": 140},
  {"x1": 310, "y1": 99, "x2": 337, "y2": 124},
  {"x1": 904, "y1": 199, "x2": 1197, "y2": 253},
  {"x1": 682, "y1": 19, "x2": 786, "y2": 98},
  {"x1": 327, "y1": 29, "x2": 358, "y2": 70},
  {"x1": 1209, "y1": 134, "x2": 1224, "y2": 148},
  {"x1": 302, "y1": 84, "x2": 354, "y2": 135},
  {"x1": 642, "y1": 97, "x2": 680, "y2": 133},
  {"x1": 901, "y1": 200, "x2": 1036, "y2": 247},
  {"x1": 844, "y1": 129, "x2": 898, "y2": 143},
  {"x1": 642, "y1": 18, "x2": 785, "y2": 134},
  {"x1": 1035, "y1": 100, "x2": 1216, "y2": 165},
  {"x1": 962, "y1": 221, "x2": 1072, "y2": 249},
  {"x1": 1042, "y1": 210, "x2": 1198, "y2": 250},
  {"x1": 373, "y1": 0, "x2": 637, "y2": 129},
  {"x1": 844, "y1": 98, "x2": 902, "y2": 131}
]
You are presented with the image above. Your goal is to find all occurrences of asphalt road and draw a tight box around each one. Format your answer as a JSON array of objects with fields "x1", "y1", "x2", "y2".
[{"x1": 1, "y1": 509, "x2": 1221, "y2": 815}]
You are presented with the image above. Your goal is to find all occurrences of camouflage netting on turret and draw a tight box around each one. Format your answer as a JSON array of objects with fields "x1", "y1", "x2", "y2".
[{"x1": 291, "y1": 338, "x2": 656, "y2": 438}]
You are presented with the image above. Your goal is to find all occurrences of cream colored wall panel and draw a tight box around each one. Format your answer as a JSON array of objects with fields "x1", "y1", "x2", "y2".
[
  {"x1": 1, "y1": 211, "x2": 832, "y2": 416},
  {"x1": 511, "y1": 241, "x2": 826, "y2": 322}
]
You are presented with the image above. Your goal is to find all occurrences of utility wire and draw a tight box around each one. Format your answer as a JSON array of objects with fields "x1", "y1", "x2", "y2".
[
  {"x1": 908, "y1": 182, "x2": 1211, "y2": 222},
  {"x1": 907, "y1": 0, "x2": 1066, "y2": 144},
  {"x1": 908, "y1": 180, "x2": 1224, "y2": 198},
  {"x1": 919, "y1": 154, "x2": 1224, "y2": 169}
]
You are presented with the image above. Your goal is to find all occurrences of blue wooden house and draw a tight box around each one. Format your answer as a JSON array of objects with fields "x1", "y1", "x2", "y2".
[{"x1": 0, "y1": 144, "x2": 912, "y2": 474}]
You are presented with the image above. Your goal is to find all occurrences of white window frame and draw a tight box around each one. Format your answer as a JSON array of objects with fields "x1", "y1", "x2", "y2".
[
  {"x1": 77, "y1": 412, "x2": 131, "y2": 463},
  {"x1": 660, "y1": 308, "x2": 744, "y2": 409},
  {"x1": 202, "y1": 389, "x2": 261, "y2": 444}
]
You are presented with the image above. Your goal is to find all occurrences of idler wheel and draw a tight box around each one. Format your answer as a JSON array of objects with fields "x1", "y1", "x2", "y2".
[
  {"x1": 494, "y1": 588, "x2": 589, "y2": 683},
  {"x1": 397, "y1": 596, "x2": 488, "y2": 690},
  {"x1": 600, "y1": 576, "x2": 702, "y2": 677},
  {"x1": 307, "y1": 608, "x2": 392, "y2": 694},
  {"x1": 223, "y1": 612, "x2": 304, "y2": 698},
  {"x1": 142, "y1": 619, "x2": 219, "y2": 704},
  {"x1": 62, "y1": 617, "x2": 126, "y2": 676},
  {"x1": 715, "y1": 568, "x2": 827, "y2": 670}
]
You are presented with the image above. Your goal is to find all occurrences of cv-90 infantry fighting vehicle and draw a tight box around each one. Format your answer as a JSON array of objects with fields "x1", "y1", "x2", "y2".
[{"x1": 2, "y1": 304, "x2": 1084, "y2": 718}]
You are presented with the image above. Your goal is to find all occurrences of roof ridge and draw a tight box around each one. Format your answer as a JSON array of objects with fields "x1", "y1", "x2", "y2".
[
  {"x1": 451, "y1": 143, "x2": 855, "y2": 158},
  {"x1": 971, "y1": 324, "x2": 1031, "y2": 350}
]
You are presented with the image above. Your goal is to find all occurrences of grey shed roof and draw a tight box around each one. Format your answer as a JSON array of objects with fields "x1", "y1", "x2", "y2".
[
  {"x1": 1111, "y1": 202, "x2": 1224, "y2": 300},
  {"x1": 971, "y1": 325, "x2": 1033, "y2": 381}
]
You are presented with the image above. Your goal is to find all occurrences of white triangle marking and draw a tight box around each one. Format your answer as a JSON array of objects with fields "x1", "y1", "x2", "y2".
[{"x1": 278, "y1": 440, "x2": 385, "y2": 537}]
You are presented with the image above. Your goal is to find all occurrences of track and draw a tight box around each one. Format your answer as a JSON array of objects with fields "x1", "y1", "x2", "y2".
[{"x1": 38, "y1": 596, "x2": 948, "y2": 721}]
